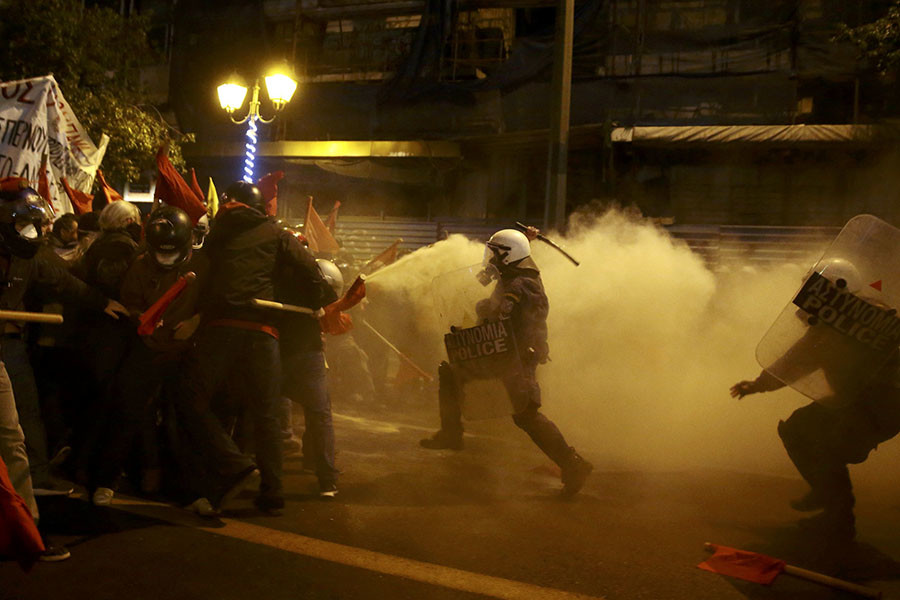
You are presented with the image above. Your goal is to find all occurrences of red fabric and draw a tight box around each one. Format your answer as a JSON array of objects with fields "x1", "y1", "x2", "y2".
[
  {"x1": 37, "y1": 157, "x2": 54, "y2": 217},
  {"x1": 363, "y1": 240, "x2": 401, "y2": 273},
  {"x1": 61, "y1": 178, "x2": 92, "y2": 215},
  {"x1": 96, "y1": 170, "x2": 123, "y2": 204},
  {"x1": 257, "y1": 171, "x2": 284, "y2": 217},
  {"x1": 303, "y1": 197, "x2": 340, "y2": 254},
  {"x1": 698, "y1": 544, "x2": 785, "y2": 585},
  {"x1": 318, "y1": 276, "x2": 366, "y2": 336},
  {"x1": 870, "y1": 280, "x2": 883, "y2": 291},
  {"x1": 0, "y1": 455, "x2": 45, "y2": 571},
  {"x1": 0, "y1": 177, "x2": 28, "y2": 192},
  {"x1": 189, "y1": 169, "x2": 205, "y2": 208},
  {"x1": 154, "y1": 146, "x2": 207, "y2": 225},
  {"x1": 325, "y1": 201, "x2": 340, "y2": 235},
  {"x1": 137, "y1": 273, "x2": 195, "y2": 336}
]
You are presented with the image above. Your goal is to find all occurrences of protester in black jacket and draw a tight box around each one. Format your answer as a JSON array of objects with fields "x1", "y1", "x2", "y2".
[{"x1": 184, "y1": 181, "x2": 331, "y2": 514}]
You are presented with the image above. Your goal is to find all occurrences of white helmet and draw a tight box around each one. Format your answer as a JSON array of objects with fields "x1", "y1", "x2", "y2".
[
  {"x1": 817, "y1": 257, "x2": 861, "y2": 293},
  {"x1": 192, "y1": 214, "x2": 210, "y2": 250},
  {"x1": 317, "y1": 258, "x2": 344, "y2": 296},
  {"x1": 483, "y1": 229, "x2": 531, "y2": 269}
]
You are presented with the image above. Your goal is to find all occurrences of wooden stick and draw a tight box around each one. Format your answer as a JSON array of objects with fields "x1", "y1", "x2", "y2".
[
  {"x1": 0, "y1": 310, "x2": 63, "y2": 324},
  {"x1": 251, "y1": 298, "x2": 321, "y2": 316},
  {"x1": 361, "y1": 320, "x2": 433, "y2": 382},
  {"x1": 703, "y1": 543, "x2": 881, "y2": 598}
]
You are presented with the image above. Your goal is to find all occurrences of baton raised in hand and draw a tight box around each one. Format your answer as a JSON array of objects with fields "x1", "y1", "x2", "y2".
[{"x1": 515, "y1": 222, "x2": 580, "y2": 267}]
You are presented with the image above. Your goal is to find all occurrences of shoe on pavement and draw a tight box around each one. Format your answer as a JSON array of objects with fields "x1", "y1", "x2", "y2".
[
  {"x1": 92, "y1": 487, "x2": 114, "y2": 506},
  {"x1": 561, "y1": 451, "x2": 593, "y2": 497},
  {"x1": 216, "y1": 467, "x2": 260, "y2": 512},
  {"x1": 319, "y1": 484, "x2": 338, "y2": 500},
  {"x1": 186, "y1": 497, "x2": 219, "y2": 518},
  {"x1": 419, "y1": 430, "x2": 463, "y2": 451},
  {"x1": 39, "y1": 544, "x2": 71, "y2": 562},
  {"x1": 254, "y1": 495, "x2": 285, "y2": 516},
  {"x1": 33, "y1": 477, "x2": 74, "y2": 497}
]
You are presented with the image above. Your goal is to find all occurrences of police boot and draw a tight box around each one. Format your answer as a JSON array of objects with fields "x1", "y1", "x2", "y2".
[
  {"x1": 561, "y1": 450, "x2": 593, "y2": 497},
  {"x1": 419, "y1": 430, "x2": 463, "y2": 451}
]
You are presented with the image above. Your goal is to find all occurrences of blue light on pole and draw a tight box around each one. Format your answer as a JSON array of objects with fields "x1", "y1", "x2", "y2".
[{"x1": 217, "y1": 68, "x2": 297, "y2": 182}]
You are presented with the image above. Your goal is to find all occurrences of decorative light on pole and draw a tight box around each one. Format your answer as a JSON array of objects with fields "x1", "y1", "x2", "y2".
[{"x1": 217, "y1": 66, "x2": 298, "y2": 183}]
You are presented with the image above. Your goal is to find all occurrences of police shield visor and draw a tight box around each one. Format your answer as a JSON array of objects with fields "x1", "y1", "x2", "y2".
[{"x1": 154, "y1": 247, "x2": 182, "y2": 266}]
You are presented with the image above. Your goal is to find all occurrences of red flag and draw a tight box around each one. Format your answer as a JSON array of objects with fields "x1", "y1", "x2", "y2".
[
  {"x1": 37, "y1": 156, "x2": 52, "y2": 208},
  {"x1": 0, "y1": 455, "x2": 45, "y2": 571},
  {"x1": 319, "y1": 276, "x2": 366, "y2": 335},
  {"x1": 154, "y1": 146, "x2": 207, "y2": 224},
  {"x1": 325, "y1": 201, "x2": 341, "y2": 235},
  {"x1": 61, "y1": 178, "x2": 93, "y2": 215},
  {"x1": 137, "y1": 272, "x2": 196, "y2": 336},
  {"x1": 0, "y1": 177, "x2": 28, "y2": 192},
  {"x1": 257, "y1": 171, "x2": 284, "y2": 217},
  {"x1": 363, "y1": 239, "x2": 402, "y2": 274},
  {"x1": 303, "y1": 197, "x2": 340, "y2": 254},
  {"x1": 698, "y1": 544, "x2": 785, "y2": 585},
  {"x1": 96, "y1": 170, "x2": 123, "y2": 204},
  {"x1": 189, "y1": 169, "x2": 205, "y2": 207}
]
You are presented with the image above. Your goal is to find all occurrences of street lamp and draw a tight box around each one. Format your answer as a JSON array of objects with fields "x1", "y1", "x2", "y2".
[{"x1": 217, "y1": 66, "x2": 298, "y2": 183}]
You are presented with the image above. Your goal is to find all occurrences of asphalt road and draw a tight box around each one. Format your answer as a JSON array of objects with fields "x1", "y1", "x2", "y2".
[{"x1": 4, "y1": 398, "x2": 900, "y2": 600}]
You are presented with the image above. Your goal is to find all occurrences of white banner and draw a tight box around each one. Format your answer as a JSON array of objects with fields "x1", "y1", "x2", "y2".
[{"x1": 0, "y1": 74, "x2": 108, "y2": 216}]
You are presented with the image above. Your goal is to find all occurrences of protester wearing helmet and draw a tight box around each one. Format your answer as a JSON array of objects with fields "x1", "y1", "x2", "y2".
[
  {"x1": 182, "y1": 180, "x2": 333, "y2": 514},
  {"x1": 421, "y1": 228, "x2": 593, "y2": 497},
  {"x1": 87, "y1": 205, "x2": 213, "y2": 510},
  {"x1": 0, "y1": 181, "x2": 127, "y2": 560}
]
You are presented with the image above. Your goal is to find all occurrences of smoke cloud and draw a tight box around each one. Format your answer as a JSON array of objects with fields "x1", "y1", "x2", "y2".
[{"x1": 363, "y1": 207, "x2": 900, "y2": 482}]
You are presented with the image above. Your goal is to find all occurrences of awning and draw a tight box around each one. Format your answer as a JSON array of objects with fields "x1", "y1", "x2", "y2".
[{"x1": 611, "y1": 124, "x2": 900, "y2": 146}]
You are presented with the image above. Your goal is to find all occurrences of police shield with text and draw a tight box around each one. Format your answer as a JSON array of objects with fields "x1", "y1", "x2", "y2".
[
  {"x1": 421, "y1": 229, "x2": 593, "y2": 497},
  {"x1": 732, "y1": 215, "x2": 900, "y2": 541}
]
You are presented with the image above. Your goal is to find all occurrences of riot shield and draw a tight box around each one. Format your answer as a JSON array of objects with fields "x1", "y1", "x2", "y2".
[
  {"x1": 431, "y1": 265, "x2": 524, "y2": 419},
  {"x1": 756, "y1": 215, "x2": 900, "y2": 406}
]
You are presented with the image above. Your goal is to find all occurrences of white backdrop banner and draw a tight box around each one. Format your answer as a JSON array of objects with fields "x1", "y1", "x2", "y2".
[{"x1": 0, "y1": 74, "x2": 109, "y2": 215}]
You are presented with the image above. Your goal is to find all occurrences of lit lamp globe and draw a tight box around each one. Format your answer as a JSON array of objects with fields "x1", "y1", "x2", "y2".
[
  {"x1": 217, "y1": 81, "x2": 248, "y2": 113},
  {"x1": 264, "y1": 73, "x2": 297, "y2": 110}
]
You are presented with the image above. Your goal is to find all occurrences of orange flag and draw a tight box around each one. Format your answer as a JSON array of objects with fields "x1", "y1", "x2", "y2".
[
  {"x1": 319, "y1": 275, "x2": 366, "y2": 336},
  {"x1": 154, "y1": 146, "x2": 207, "y2": 224},
  {"x1": 0, "y1": 455, "x2": 45, "y2": 571},
  {"x1": 325, "y1": 200, "x2": 341, "y2": 235},
  {"x1": 96, "y1": 170, "x2": 123, "y2": 204},
  {"x1": 61, "y1": 178, "x2": 93, "y2": 215},
  {"x1": 363, "y1": 239, "x2": 402, "y2": 273},
  {"x1": 257, "y1": 171, "x2": 284, "y2": 217},
  {"x1": 303, "y1": 197, "x2": 340, "y2": 254}
]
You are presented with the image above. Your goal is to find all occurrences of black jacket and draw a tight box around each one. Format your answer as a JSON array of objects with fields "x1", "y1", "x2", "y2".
[{"x1": 203, "y1": 203, "x2": 331, "y2": 325}]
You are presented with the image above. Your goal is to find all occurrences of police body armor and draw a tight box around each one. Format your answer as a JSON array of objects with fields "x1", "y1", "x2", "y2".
[{"x1": 756, "y1": 215, "x2": 900, "y2": 407}]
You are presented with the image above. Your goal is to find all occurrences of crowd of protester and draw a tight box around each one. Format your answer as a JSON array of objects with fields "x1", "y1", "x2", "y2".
[{"x1": 0, "y1": 177, "x2": 376, "y2": 565}]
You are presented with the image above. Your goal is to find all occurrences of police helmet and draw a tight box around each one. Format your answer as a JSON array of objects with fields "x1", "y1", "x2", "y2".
[
  {"x1": 222, "y1": 181, "x2": 264, "y2": 212},
  {"x1": 0, "y1": 185, "x2": 49, "y2": 258},
  {"x1": 316, "y1": 258, "x2": 344, "y2": 296}
]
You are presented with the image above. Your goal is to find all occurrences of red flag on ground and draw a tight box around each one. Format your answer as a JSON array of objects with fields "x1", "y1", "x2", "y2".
[
  {"x1": 61, "y1": 178, "x2": 93, "y2": 215},
  {"x1": 325, "y1": 200, "x2": 341, "y2": 235},
  {"x1": 0, "y1": 455, "x2": 45, "y2": 571},
  {"x1": 137, "y1": 272, "x2": 196, "y2": 336},
  {"x1": 698, "y1": 544, "x2": 785, "y2": 585},
  {"x1": 319, "y1": 275, "x2": 366, "y2": 335},
  {"x1": 304, "y1": 197, "x2": 341, "y2": 254},
  {"x1": 96, "y1": 170, "x2": 123, "y2": 204},
  {"x1": 154, "y1": 146, "x2": 207, "y2": 224},
  {"x1": 257, "y1": 171, "x2": 284, "y2": 217},
  {"x1": 363, "y1": 239, "x2": 402, "y2": 274}
]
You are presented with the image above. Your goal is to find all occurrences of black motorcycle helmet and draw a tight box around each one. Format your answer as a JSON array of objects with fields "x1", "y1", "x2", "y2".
[
  {"x1": 145, "y1": 205, "x2": 193, "y2": 268},
  {"x1": 222, "y1": 181, "x2": 264, "y2": 212},
  {"x1": 0, "y1": 185, "x2": 49, "y2": 259}
]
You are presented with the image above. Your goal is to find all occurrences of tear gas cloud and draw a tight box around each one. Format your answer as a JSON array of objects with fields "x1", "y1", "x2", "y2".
[{"x1": 363, "y1": 208, "x2": 900, "y2": 481}]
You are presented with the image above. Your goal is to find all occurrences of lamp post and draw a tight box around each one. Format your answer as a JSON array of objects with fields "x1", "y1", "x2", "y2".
[{"x1": 217, "y1": 69, "x2": 298, "y2": 183}]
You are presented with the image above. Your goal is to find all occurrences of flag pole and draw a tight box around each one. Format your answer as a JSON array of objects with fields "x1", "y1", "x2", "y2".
[{"x1": 361, "y1": 320, "x2": 433, "y2": 381}]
